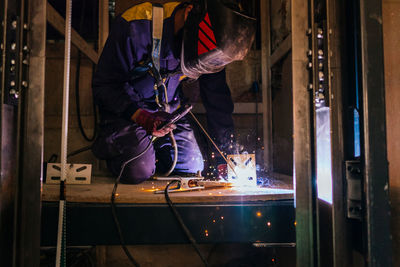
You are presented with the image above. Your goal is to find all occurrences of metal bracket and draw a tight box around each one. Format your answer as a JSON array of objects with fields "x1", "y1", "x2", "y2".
[
  {"x1": 46, "y1": 163, "x2": 92, "y2": 184},
  {"x1": 345, "y1": 160, "x2": 362, "y2": 220},
  {"x1": 153, "y1": 176, "x2": 204, "y2": 193}
]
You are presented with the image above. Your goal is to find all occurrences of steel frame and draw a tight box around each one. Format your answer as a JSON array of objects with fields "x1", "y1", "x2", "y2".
[{"x1": 359, "y1": 0, "x2": 392, "y2": 265}]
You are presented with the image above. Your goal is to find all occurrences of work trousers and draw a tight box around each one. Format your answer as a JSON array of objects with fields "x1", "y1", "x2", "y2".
[{"x1": 92, "y1": 118, "x2": 204, "y2": 184}]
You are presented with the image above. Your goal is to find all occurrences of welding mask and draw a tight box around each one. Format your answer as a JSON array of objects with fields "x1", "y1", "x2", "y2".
[{"x1": 181, "y1": 0, "x2": 256, "y2": 79}]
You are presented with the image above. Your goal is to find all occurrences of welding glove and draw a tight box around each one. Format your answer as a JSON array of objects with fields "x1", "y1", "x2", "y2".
[{"x1": 132, "y1": 109, "x2": 176, "y2": 137}]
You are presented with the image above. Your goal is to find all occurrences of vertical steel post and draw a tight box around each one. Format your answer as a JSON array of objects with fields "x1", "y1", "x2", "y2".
[
  {"x1": 359, "y1": 0, "x2": 392, "y2": 266},
  {"x1": 326, "y1": 0, "x2": 352, "y2": 265},
  {"x1": 291, "y1": 0, "x2": 318, "y2": 266},
  {"x1": 14, "y1": 0, "x2": 45, "y2": 265},
  {"x1": 260, "y1": 0, "x2": 273, "y2": 172}
]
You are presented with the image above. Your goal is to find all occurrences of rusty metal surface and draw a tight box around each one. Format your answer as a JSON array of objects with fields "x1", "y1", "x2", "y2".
[
  {"x1": 359, "y1": 0, "x2": 392, "y2": 265},
  {"x1": 0, "y1": 105, "x2": 18, "y2": 267}
]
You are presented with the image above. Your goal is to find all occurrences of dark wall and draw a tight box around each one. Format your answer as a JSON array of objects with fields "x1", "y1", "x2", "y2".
[{"x1": 272, "y1": 53, "x2": 293, "y2": 175}]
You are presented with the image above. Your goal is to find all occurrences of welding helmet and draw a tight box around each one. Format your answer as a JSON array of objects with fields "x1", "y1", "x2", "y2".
[{"x1": 181, "y1": 0, "x2": 256, "y2": 79}]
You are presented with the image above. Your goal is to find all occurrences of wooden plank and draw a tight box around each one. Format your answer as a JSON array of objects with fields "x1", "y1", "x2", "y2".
[
  {"x1": 98, "y1": 0, "x2": 109, "y2": 54},
  {"x1": 260, "y1": 0, "x2": 273, "y2": 172},
  {"x1": 270, "y1": 33, "x2": 292, "y2": 67},
  {"x1": 41, "y1": 178, "x2": 293, "y2": 204},
  {"x1": 46, "y1": 2, "x2": 99, "y2": 63}
]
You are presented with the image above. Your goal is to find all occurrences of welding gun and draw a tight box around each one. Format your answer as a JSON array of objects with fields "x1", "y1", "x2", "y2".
[{"x1": 157, "y1": 104, "x2": 193, "y2": 131}]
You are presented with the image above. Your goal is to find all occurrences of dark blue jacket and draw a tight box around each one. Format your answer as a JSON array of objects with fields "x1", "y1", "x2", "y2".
[{"x1": 93, "y1": 2, "x2": 234, "y2": 146}]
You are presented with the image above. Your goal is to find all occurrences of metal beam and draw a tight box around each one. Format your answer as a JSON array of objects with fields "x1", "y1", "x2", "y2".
[
  {"x1": 13, "y1": 0, "x2": 46, "y2": 266},
  {"x1": 291, "y1": 0, "x2": 317, "y2": 266},
  {"x1": 270, "y1": 34, "x2": 292, "y2": 67},
  {"x1": 359, "y1": 0, "x2": 392, "y2": 265},
  {"x1": 41, "y1": 201, "x2": 295, "y2": 246},
  {"x1": 327, "y1": 0, "x2": 352, "y2": 266},
  {"x1": 46, "y1": 2, "x2": 99, "y2": 64},
  {"x1": 260, "y1": 0, "x2": 273, "y2": 172}
]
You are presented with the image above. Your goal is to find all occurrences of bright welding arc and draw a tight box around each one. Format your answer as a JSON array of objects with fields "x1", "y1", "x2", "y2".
[{"x1": 189, "y1": 111, "x2": 239, "y2": 179}]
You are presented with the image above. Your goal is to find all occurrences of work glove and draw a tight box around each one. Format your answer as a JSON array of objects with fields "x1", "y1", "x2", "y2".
[{"x1": 132, "y1": 109, "x2": 176, "y2": 137}]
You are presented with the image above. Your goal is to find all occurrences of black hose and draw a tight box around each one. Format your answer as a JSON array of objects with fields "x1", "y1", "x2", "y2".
[
  {"x1": 75, "y1": 0, "x2": 98, "y2": 142},
  {"x1": 164, "y1": 180, "x2": 209, "y2": 267},
  {"x1": 75, "y1": 51, "x2": 98, "y2": 142},
  {"x1": 67, "y1": 145, "x2": 92, "y2": 158},
  {"x1": 110, "y1": 139, "x2": 153, "y2": 267},
  {"x1": 161, "y1": 132, "x2": 178, "y2": 176}
]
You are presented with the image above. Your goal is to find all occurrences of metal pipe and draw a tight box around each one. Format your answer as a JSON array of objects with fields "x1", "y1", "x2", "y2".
[
  {"x1": 56, "y1": 0, "x2": 72, "y2": 266},
  {"x1": 60, "y1": 0, "x2": 72, "y2": 185}
]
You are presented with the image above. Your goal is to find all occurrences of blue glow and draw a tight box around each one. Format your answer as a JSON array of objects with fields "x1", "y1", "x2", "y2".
[
  {"x1": 354, "y1": 109, "x2": 361, "y2": 157},
  {"x1": 316, "y1": 107, "x2": 333, "y2": 204}
]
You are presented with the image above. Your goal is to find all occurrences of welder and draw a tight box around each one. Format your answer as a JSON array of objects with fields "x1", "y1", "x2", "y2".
[{"x1": 91, "y1": 0, "x2": 256, "y2": 184}]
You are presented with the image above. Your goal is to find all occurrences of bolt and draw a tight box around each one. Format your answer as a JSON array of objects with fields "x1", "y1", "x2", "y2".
[
  {"x1": 11, "y1": 20, "x2": 17, "y2": 29},
  {"x1": 22, "y1": 59, "x2": 29, "y2": 65},
  {"x1": 10, "y1": 66, "x2": 15, "y2": 72},
  {"x1": 11, "y1": 59, "x2": 16, "y2": 65},
  {"x1": 22, "y1": 81, "x2": 28, "y2": 87},
  {"x1": 317, "y1": 28, "x2": 324, "y2": 39},
  {"x1": 23, "y1": 45, "x2": 29, "y2": 52},
  {"x1": 0, "y1": 43, "x2": 3, "y2": 50},
  {"x1": 307, "y1": 62, "x2": 313, "y2": 69},
  {"x1": 23, "y1": 23, "x2": 28, "y2": 30},
  {"x1": 319, "y1": 71, "x2": 324, "y2": 81},
  {"x1": 318, "y1": 49, "x2": 324, "y2": 59},
  {"x1": 307, "y1": 50, "x2": 312, "y2": 57},
  {"x1": 11, "y1": 43, "x2": 16, "y2": 50},
  {"x1": 308, "y1": 84, "x2": 313, "y2": 91},
  {"x1": 10, "y1": 89, "x2": 19, "y2": 99},
  {"x1": 10, "y1": 80, "x2": 15, "y2": 87}
]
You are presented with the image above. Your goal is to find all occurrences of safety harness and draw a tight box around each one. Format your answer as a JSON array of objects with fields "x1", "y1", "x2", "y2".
[{"x1": 129, "y1": 3, "x2": 182, "y2": 113}]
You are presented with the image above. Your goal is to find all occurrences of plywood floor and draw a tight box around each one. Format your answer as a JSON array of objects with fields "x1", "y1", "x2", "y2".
[{"x1": 42, "y1": 176, "x2": 294, "y2": 204}]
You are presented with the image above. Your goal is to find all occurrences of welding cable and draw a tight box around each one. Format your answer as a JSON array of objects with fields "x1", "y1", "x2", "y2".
[
  {"x1": 110, "y1": 139, "x2": 154, "y2": 267},
  {"x1": 75, "y1": 0, "x2": 98, "y2": 142},
  {"x1": 67, "y1": 145, "x2": 92, "y2": 158},
  {"x1": 75, "y1": 51, "x2": 98, "y2": 142},
  {"x1": 164, "y1": 180, "x2": 209, "y2": 267},
  {"x1": 161, "y1": 132, "x2": 178, "y2": 176}
]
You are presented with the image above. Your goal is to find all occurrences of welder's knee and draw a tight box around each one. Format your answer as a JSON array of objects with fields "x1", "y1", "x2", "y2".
[
  {"x1": 177, "y1": 149, "x2": 204, "y2": 174},
  {"x1": 121, "y1": 160, "x2": 156, "y2": 184},
  {"x1": 121, "y1": 147, "x2": 156, "y2": 183},
  {"x1": 107, "y1": 145, "x2": 156, "y2": 184}
]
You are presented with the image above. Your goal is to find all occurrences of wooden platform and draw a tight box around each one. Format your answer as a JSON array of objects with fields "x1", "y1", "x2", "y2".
[{"x1": 42, "y1": 176, "x2": 294, "y2": 204}]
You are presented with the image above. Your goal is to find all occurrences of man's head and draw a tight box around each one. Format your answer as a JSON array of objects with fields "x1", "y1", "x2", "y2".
[{"x1": 174, "y1": 3, "x2": 193, "y2": 35}]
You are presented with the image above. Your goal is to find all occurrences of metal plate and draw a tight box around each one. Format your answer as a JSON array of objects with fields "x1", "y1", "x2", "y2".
[
  {"x1": 46, "y1": 163, "x2": 92, "y2": 184},
  {"x1": 41, "y1": 200, "x2": 295, "y2": 246}
]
